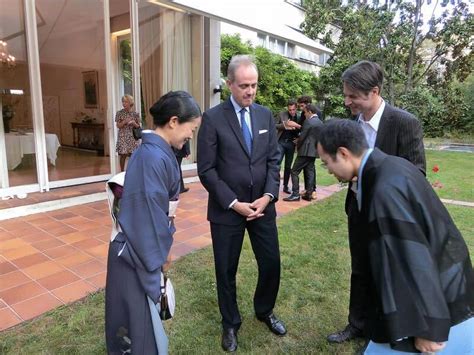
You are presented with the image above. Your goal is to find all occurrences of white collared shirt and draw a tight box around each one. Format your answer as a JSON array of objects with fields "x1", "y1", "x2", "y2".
[
  {"x1": 230, "y1": 95, "x2": 252, "y2": 137},
  {"x1": 358, "y1": 99, "x2": 385, "y2": 148}
]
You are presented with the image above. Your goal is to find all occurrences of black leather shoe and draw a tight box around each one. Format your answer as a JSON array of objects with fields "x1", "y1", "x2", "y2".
[
  {"x1": 180, "y1": 187, "x2": 189, "y2": 194},
  {"x1": 221, "y1": 328, "x2": 238, "y2": 352},
  {"x1": 301, "y1": 193, "x2": 312, "y2": 201},
  {"x1": 283, "y1": 193, "x2": 300, "y2": 202},
  {"x1": 327, "y1": 324, "x2": 364, "y2": 343},
  {"x1": 282, "y1": 186, "x2": 291, "y2": 194},
  {"x1": 258, "y1": 313, "x2": 287, "y2": 336}
]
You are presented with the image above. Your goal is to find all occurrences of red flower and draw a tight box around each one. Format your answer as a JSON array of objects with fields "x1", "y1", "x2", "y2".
[{"x1": 432, "y1": 165, "x2": 440, "y2": 173}]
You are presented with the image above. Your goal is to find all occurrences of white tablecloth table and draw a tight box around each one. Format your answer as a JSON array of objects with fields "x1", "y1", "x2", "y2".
[{"x1": 5, "y1": 132, "x2": 61, "y2": 170}]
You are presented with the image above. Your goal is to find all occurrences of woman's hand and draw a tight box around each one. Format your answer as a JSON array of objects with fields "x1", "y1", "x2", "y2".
[{"x1": 414, "y1": 337, "x2": 446, "y2": 353}]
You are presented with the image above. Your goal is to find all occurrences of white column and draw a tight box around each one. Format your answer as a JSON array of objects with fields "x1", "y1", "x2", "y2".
[
  {"x1": 130, "y1": 0, "x2": 142, "y2": 118},
  {"x1": 103, "y1": 0, "x2": 118, "y2": 175},
  {"x1": 0, "y1": 98, "x2": 9, "y2": 188},
  {"x1": 208, "y1": 19, "x2": 221, "y2": 109},
  {"x1": 24, "y1": 0, "x2": 49, "y2": 192}
]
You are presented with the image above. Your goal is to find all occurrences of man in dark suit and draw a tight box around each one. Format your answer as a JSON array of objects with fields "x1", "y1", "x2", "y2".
[
  {"x1": 197, "y1": 55, "x2": 286, "y2": 352},
  {"x1": 275, "y1": 99, "x2": 301, "y2": 194},
  {"x1": 283, "y1": 104, "x2": 323, "y2": 202},
  {"x1": 296, "y1": 95, "x2": 318, "y2": 198},
  {"x1": 327, "y1": 60, "x2": 426, "y2": 344}
]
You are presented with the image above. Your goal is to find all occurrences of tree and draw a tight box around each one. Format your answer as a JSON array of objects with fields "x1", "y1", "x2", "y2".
[
  {"x1": 301, "y1": 0, "x2": 474, "y2": 136},
  {"x1": 220, "y1": 34, "x2": 316, "y2": 114}
]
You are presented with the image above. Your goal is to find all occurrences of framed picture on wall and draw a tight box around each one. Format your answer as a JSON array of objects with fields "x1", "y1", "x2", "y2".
[{"x1": 82, "y1": 71, "x2": 99, "y2": 108}]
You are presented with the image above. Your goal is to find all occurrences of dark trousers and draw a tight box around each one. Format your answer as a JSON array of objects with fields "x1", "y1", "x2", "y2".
[
  {"x1": 278, "y1": 139, "x2": 296, "y2": 188},
  {"x1": 176, "y1": 156, "x2": 185, "y2": 191},
  {"x1": 290, "y1": 156, "x2": 316, "y2": 194},
  {"x1": 304, "y1": 164, "x2": 316, "y2": 192},
  {"x1": 210, "y1": 215, "x2": 280, "y2": 330},
  {"x1": 347, "y1": 191, "x2": 370, "y2": 332}
]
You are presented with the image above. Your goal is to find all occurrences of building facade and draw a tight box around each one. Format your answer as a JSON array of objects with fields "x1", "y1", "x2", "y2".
[
  {"x1": 0, "y1": 0, "x2": 332, "y2": 199},
  {"x1": 220, "y1": 0, "x2": 335, "y2": 74}
]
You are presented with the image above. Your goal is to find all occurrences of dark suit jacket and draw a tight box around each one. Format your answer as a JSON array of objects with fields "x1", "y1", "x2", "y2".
[
  {"x1": 197, "y1": 99, "x2": 280, "y2": 225},
  {"x1": 274, "y1": 110, "x2": 300, "y2": 139},
  {"x1": 374, "y1": 104, "x2": 426, "y2": 174},
  {"x1": 345, "y1": 103, "x2": 426, "y2": 213},
  {"x1": 296, "y1": 115, "x2": 323, "y2": 158}
]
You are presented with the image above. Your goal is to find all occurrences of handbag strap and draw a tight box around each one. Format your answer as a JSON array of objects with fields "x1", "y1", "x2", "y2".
[{"x1": 160, "y1": 266, "x2": 167, "y2": 295}]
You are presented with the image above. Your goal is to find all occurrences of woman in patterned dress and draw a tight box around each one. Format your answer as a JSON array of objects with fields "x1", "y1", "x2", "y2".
[{"x1": 115, "y1": 95, "x2": 141, "y2": 171}]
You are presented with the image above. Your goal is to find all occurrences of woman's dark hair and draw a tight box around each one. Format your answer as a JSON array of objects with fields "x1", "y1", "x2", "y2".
[
  {"x1": 319, "y1": 119, "x2": 368, "y2": 159},
  {"x1": 149, "y1": 91, "x2": 201, "y2": 127}
]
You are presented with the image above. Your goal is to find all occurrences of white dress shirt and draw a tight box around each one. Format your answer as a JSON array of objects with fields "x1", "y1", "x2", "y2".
[{"x1": 358, "y1": 99, "x2": 385, "y2": 148}]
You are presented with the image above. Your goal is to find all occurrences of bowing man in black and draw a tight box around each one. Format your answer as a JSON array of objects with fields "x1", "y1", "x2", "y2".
[
  {"x1": 197, "y1": 55, "x2": 286, "y2": 352},
  {"x1": 318, "y1": 119, "x2": 473, "y2": 354}
]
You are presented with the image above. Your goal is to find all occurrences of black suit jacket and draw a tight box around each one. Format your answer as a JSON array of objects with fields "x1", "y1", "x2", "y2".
[
  {"x1": 374, "y1": 104, "x2": 426, "y2": 174},
  {"x1": 296, "y1": 115, "x2": 323, "y2": 157},
  {"x1": 346, "y1": 103, "x2": 426, "y2": 213},
  {"x1": 197, "y1": 99, "x2": 280, "y2": 225}
]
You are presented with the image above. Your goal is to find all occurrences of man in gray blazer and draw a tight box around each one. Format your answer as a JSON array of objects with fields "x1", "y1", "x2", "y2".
[
  {"x1": 327, "y1": 60, "x2": 426, "y2": 344},
  {"x1": 283, "y1": 104, "x2": 323, "y2": 202}
]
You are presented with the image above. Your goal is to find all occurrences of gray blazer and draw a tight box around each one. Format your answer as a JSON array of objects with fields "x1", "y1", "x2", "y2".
[
  {"x1": 296, "y1": 115, "x2": 323, "y2": 157},
  {"x1": 274, "y1": 110, "x2": 300, "y2": 139}
]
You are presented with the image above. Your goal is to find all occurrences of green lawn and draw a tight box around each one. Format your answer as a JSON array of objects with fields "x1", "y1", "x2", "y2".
[
  {"x1": 426, "y1": 150, "x2": 474, "y2": 202},
  {"x1": 281, "y1": 158, "x2": 339, "y2": 188},
  {"x1": 296, "y1": 149, "x2": 474, "y2": 202},
  {"x1": 1, "y1": 192, "x2": 473, "y2": 354}
]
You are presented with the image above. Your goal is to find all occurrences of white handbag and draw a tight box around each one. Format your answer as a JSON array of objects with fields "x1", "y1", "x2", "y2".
[{"x1": 159, "y1": 271, "x2": 175, "y2": 320}]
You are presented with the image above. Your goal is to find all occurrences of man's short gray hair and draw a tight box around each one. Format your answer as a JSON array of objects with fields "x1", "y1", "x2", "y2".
[{"x1": 227, "y1": 55, "x2": 258, "y2": 82}]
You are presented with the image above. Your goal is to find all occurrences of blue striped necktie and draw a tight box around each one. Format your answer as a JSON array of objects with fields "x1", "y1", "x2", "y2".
[{"x1": 240, "y1": 108, "x2": 252, "y2": 153}]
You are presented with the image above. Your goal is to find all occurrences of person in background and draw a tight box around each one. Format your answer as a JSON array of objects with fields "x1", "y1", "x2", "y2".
[
  {"x1": 296, "y1": 95, "x2": 317, "y2": 199},
  {"x1": 326, "y1": 61, "x2": 427, "y2": 344},
  {"x1": 318, "y1": 119, "x2": 473, "y2": 354},
  {"x1": 174, "y1": 140, "x2": 191, "y2": 193},
  {"x1": 275, "y1": 99, "x2": 301, "y2": 194},
  {"x1": 197, "y1": 54, "x2": 286, "y2": 353},
  {"x1": 115, "y1": 94, "x2": 141, "y2": 171},
  {"x1": 105, "y1": 91, "x2": 202, "y2": 355},
  {"x1": 283, "y1": 104, "x2": 323, "y2": 202}
]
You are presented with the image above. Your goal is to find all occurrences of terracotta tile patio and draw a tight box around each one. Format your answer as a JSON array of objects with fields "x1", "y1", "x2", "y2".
[{"x1": 0, "y1": 181, "x2": 342, "y2": 331}]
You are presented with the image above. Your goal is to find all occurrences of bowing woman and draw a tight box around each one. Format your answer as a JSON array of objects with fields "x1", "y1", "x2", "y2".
[{"x1": 105, "y1": 91, "x2": 202, "y2": 355}]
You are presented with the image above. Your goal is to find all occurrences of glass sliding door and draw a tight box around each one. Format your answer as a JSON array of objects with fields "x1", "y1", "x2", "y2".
[
  {"x1": 0, "y1": 0, "x2": 38, "y2": 188},
  {"x1": 36, "y1": 0, "x2": 110, "y2": 183},
  {"x1": 137, "y1": 1, "x2": 203, "y2": 164}
]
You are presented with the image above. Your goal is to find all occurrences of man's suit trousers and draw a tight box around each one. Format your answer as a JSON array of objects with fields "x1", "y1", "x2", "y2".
[
  {"x1": 290, "y1": 156, "x2": 316, "y2": 194},
  {"x1": 347, "y1": 191, "x2": 370, "y2": 332},
  {"x1": 210, "y1": 215, "x2": 280, "y2": 330}
]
